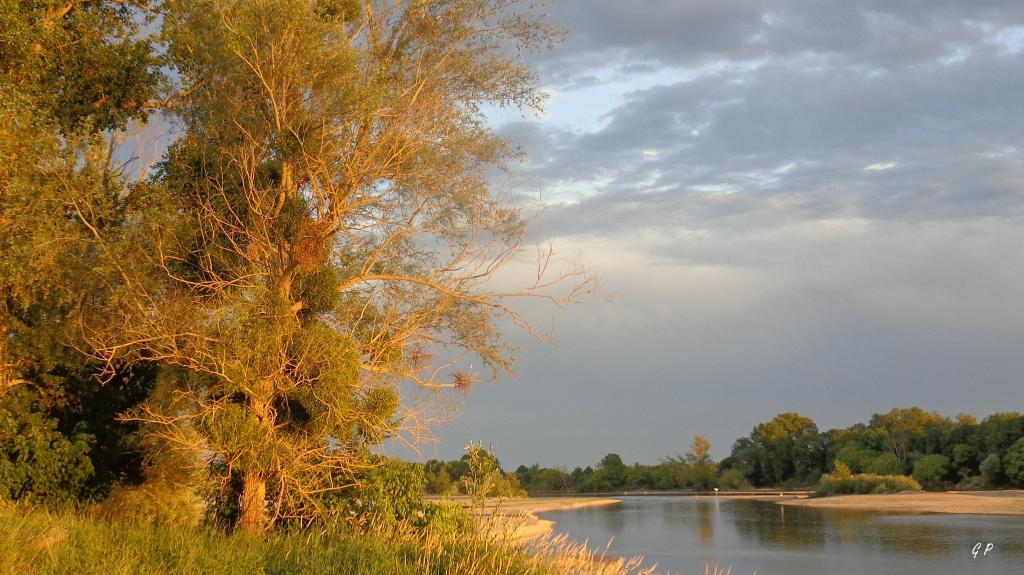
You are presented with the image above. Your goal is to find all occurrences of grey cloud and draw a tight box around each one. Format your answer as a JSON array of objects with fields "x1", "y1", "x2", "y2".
[
  {"x1": 538, "y1": 0, "x2": 1024, "y2": 83},
  {"x1": 401, "y1": 1, "x2": 1024, "y2": 468},
  {"x1": 508, "y1": 43, "x2": 1024, "y2": 241}
]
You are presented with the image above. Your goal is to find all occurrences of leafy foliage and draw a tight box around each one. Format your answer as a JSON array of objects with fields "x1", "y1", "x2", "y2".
[
  {"x1": 912, "y1": 455, "x2": 951, "y2": 490},
  {"x1": 0, "y1": 405, "x2": 93, "y2": 504},
  {"x1": 1, "y1": 0, "x2": 162, "y2": 505},
  {"x1": 980, "y1": 453, "x2": 1003, "y2": 487},
  {"x1": 67, "y1": 0, "x2": 585, "y2": 533},
  {"x1": 1003, "y1": 438, "x2": 1024, "y2": 487}
]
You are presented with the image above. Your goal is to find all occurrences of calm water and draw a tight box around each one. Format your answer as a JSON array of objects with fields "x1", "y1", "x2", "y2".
[{"x1": 539, "y1": 496, "x2": 1024, "y2": 574}]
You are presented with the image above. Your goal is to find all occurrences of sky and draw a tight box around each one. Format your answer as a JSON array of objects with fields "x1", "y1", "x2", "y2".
[{"x1": 394, "y1": 0, "x2": 1024, "y2": 469}]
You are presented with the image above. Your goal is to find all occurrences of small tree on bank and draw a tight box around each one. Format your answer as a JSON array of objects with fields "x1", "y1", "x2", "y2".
[{"x1": 78, "y1": 0, "x2": 591, "y2": 532}]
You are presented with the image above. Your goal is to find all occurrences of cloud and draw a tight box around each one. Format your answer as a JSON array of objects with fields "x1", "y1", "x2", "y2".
[
  {"x1": 506, "y1": 37, "x2": 1024, "y2": 238},
  {"x1": 407, "y1": 1, "x2": 1024, "y2": 467},
  {"x1": 538, "y1": 0, "x2": 1024, "y2": 82}
]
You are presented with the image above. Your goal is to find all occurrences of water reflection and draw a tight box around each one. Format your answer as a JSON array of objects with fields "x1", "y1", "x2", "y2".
[
  {"x1": 540, "y1": 497, "x2": 1024, "y2": 575},
  {"x1": 731, "y1": 500, "x2": 826, "y2": 550}
]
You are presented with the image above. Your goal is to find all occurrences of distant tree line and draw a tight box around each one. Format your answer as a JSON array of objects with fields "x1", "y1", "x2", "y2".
[
  {"x1": 421, "y1": 435, "x2": 751, "y2": 496},
  {"x1": 725, "y1": 408, "x2": 1024, "y2": 490},
  {"x1": 422, "y1": 409, "x2": 1024, "y2": 495}
]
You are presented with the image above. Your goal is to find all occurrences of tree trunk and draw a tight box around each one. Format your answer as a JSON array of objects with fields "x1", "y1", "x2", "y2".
[{"x1": 239, "y1": 470, "x2": 267, "y2": 533}]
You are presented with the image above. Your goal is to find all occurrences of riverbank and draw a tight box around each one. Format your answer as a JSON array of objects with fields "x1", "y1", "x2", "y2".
[
  {"x1": 437, "y1": 497, "x2": 622, "y2": 542},
  {"x1": 779, "y1": 490, "x2": 1024, "y2": 515}
]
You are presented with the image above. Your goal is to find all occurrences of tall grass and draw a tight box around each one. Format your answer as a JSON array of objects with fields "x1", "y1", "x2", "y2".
[
  {"x1": 815, "y1": 472, "x2": 922, "y2": 496},
  {"x1": 0, "y1": 501, "x2": 660, "y2": 575}
]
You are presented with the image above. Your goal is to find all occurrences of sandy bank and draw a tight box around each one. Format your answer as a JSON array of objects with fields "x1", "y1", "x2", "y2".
[
  {"x1": 718, "y1": 492, "x2": 810, "y2": 502},
  {"x1": 779, "y1": 490, "x2": 1024, "y2": 515},
  {"x1": 435, "y1": 497, "x2": 622, "y2": 542}
]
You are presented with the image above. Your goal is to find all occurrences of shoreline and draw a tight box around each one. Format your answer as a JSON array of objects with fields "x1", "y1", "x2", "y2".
[
  {"x1": 437, "y1": 496, "x2": 622, "y2": 542},
  {"x1": 501, "y1": 497, "x2": 623, "y2": 541},
  {"x1": 778, "y1": 490, "x2": 1024, "y2": 515}
]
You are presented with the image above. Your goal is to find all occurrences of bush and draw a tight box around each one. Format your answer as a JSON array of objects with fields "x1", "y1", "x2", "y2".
[
  {"x1": 350, "y1": 460, "x2": 427, "y2": 527},
  {"x1": 716, "y1": 468, "x2": 751, "y2": 490},
  {"x1": 832, "y1": 460, "x2": 853, "y2": 479},
  {"x1": 419, "y1": 500, "x2": 474, "y2": 539},
  {"x1": 980, "y1": 453, "x2": 1002, "y2": 487},
  {"x1": 1004, "y1": 438, "x2": 1024, "y2": 487},
  {"x1": 460, "y1": 443, "x2": 525, "y2": 505},
  {"x1": 0, "y1": 407, "x2": 95, "y2": 505},
  {"x1": 815, "y1": 472, "x2": 921, "y2": 496},
  {"x1": 912, "y1": 455, "x2": 950, "y2": 490}
]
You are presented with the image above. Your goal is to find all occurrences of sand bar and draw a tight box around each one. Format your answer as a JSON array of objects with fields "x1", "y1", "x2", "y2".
[
  {"x1": 433, "y1": 496, "x2": 622, "y2": 542},
  {"x1": 779, "y1": 490, "x2": 1024, "y2": 515}
]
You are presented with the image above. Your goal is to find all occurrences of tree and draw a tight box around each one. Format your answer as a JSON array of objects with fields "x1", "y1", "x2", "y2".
[
  {"x1": 865, "y1": 453, "x2": 902, "y2": 476},
  {"x1": 979, "y1": 453, "x2": 1002, "y2": 487},
  {"x1": 459, "y1": 442, "x2": 523, "y2": 504},
  {"x1": 77, "y1": 0, "x2": 589, "y2": 531},
  {"x1": 870, "y1": 407, "x2": 952, "y2": 467},
  {"x1": 749, "y1": 412, "x2": 823, "y2": 486},
  {"x1": 1003, "y1": 438, "x2": 1024, "y2": 487},
  {"x1": 664, "y1": 435, "x2": 717, "y2": 491},
  {"x1": 950, "y1": 443, "x2": 977, "y2": 480},
  {"x1": 424, "y1": 464, "x2": 453, "y2": 495},
  {"x1": 586, "y1": 454, "x2": 627, "y2": 491},
  {"x1": 1, "y1": 0, "x2": 162, "y2": 502},
  {"x1": 686, "y1": 435, "x2": 713, "y2": 466},
  {"x1": 912, "y1": 455, "x2": 950, "y2": 490}
]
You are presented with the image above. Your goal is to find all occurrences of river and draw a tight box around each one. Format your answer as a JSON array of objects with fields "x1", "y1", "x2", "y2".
[{"x1": 538, "y1": 496, "x2": 1024, "y2": 574}]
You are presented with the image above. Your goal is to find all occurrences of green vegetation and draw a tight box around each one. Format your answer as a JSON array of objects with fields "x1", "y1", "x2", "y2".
[
  {"x1": 0, "y1": 501, "x2": 651, "y2": 575},
  {"x1": 816, "y1": 471, "x2": 922, "y2": 496},
  {"x1": 912, "y1": 455, "x2": 951, "y2": 491},
  {"x1": 0, "y1": 1, "x2": 620, "y2": 572},
  {"x1": 458, "y1": 409, "x2": 1024, "y2": 496},
  {"x1": 727, "y1": 408, "x2": 1024, "y2": 491},
  {"x1": 3, "y1": 0, "x2": 588, "y2": 530},
  {"x1": 1003, "y1": 437, "x2": 1024, "y2": 486},
  {"x1": 420, "y1": 435, "x2": 753, "y2": 495}
]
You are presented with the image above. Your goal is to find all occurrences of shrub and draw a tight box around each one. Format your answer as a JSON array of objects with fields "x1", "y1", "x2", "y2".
[
  {"x1": 460, "y1": 443, "x2": 525, "y2": 506},
  {"x1": 980, "y1": 453, "x2": 1002, "y2": 487},
  {"x1": 912, "y1": 455, "x2": 950, "y2": 490},
  {"x1": 0, "y1": 407, "x2": 94, "y2": 505},
  {"x1": 716, "y1": 468, "x2": 751, "y2": 490},
  {"x1": 419, "y1": 500, "x2": 474, "y2": 539},
  {"x1": 350, "y1": 460, "x2": 427, "y2": 526},
  {"x1": 1004, "y1": 438, "x2": 1024, "y2": 487},
  {"x1": 815, "y1": 472, "x2": 921, "y2": 496},
  {"x1": 832, "y1": 460, "x2": 853, "y2": 479}
]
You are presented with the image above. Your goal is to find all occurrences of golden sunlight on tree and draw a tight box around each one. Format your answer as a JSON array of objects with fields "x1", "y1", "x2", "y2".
[{"x1": 65, "y1": 0, "x2": 593, "y2": 532}]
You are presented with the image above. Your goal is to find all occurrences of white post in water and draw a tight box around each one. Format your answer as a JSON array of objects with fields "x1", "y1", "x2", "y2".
[{"x1": 714, "y1": 487, "x2": 719, "y2": 497}]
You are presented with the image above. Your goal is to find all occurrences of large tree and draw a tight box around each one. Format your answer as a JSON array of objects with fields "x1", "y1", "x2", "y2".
[
  {"x1": 78, "y1": 0, "x2": 589, "y2": 532},
  {"x1": 1, "y1": 0, "x2": 161, "y2": 502},
  {"x1": 748, "y1": 412, "x2": 823, "y2": 486}
]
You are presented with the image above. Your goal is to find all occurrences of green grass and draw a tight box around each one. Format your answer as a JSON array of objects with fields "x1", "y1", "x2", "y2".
[{"x1": 0, "y1": 502, "x2": 655, "y2": 575}]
